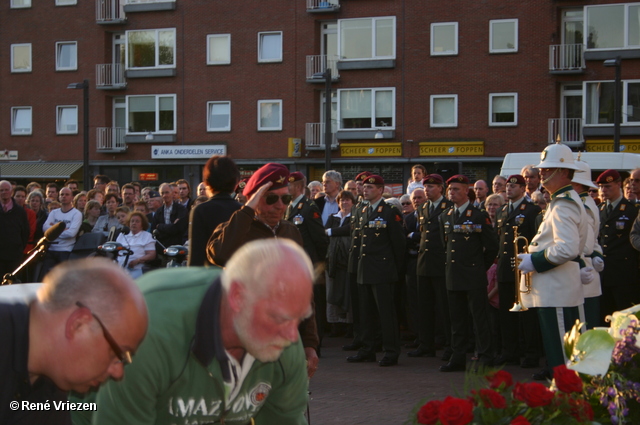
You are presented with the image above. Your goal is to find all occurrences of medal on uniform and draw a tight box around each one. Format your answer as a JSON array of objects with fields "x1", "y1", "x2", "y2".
[{"x1": 293, "y1": 214, "x2": 304, "y2": 225}]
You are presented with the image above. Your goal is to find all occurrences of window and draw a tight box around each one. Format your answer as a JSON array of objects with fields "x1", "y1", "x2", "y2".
[
  {"x1": 56, "y1": 42, "x2": 77, "y2": 71},
  {"x1": 258, "y1": 100, "x2": 282, "y2": 131},
  {"x1": 207, "y1": 34, "x2": 231, "y2": 65},
  {"x1": 431, "y1": 22, "x2": 458, "y2": 55},
  {"x1": 258, "y1": 32, "x2": 282, "y2": 63},
  {"x1": 338, "y1": 88, "x2": 395, "y2": 130},
  {"x1": 10, "y1": 0, "x2": 30, "y2": 8},
  {"x1": 338, "y1": 17, "x2": 395, "y2": 60},
  {"x1": 586, "y1": 3, "x2": 640, "y2": 50},
  {"x1": 489, "y1": 93, "x2": 517, "y2": 126},
  {"x1": 57, "y1": 106, "x2": 78, "y2": 134},
  {"x1": 127, "y1": 95, "x2": 176, "y2": 134},
  {"x1": 56, "y1": 0, "x2": 77, "y2": 5},
  {"x1": 126, "y1": 29, "x2": 176, "y2": 69},
  {"x1": 430, "y1": 95, "x2": 458, "y2": 127},
  {"x1": 11, "y1": 107, "x2": 32, "y2": 135},
  {"x1": 585, "y1": 81, "x2": 640, "y2": 125},
  {"x1": 207, "y1": 101, "x2": 231, "y2": 131},
  {"x1": 490, "y1": 19, "x2": 518, "y2": 53},
  {"x1": 11, "y1": 43, "x2": 31, "y2": 73}
]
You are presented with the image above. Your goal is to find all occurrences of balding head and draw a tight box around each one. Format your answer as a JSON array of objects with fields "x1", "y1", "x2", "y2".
[{"x1": 0, "y1": 180, "x2": 11, "y2": 202}]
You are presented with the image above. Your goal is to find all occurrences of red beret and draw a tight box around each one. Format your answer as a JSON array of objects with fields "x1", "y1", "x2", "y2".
[
  {"x1": 355, "y1": 171, "x2": 373, "y2": 182},
  {"x1": 243, "y1": 163, "x2": 290, "y2": 197},
  {"x1": 596, "y1": 169, "x2": 621, "y2": 184},
  {"x1": 288, "y1": 171, "x2": 305, "y2": 183},
  {"x1": 364, "y1": 174, "x2": 384, "y2": 186},
  {"x1": 423, "y1": 174, "x2": 444, "y2": 185},
  {"x1": 235, "y1": 178, "x2": 248, "y2": 194},
  {"x1": 446, "y1": 174, "x2": 470, "y2": 185},
  {"x1": 506, "y1": 174, "x2": 526, "y2": 186}
]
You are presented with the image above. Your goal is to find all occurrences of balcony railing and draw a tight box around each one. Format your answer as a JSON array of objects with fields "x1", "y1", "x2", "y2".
[
  {"x1": 548, "y1": 118, "x2": 583, "y2": 147},
  {"x1": 96, "y1": 127, "x2": 127, "y2": 152},
  {"x1": 306, "y1": 55, "x2": 340, "y2": 81},
  {"x1": 549, "y1": 44, "x2": 585, "y2": 72},
  {"x1": 96, "y1": 0, "x2": 125, "y2": 23},
  {"x1": 306, "y1": 0, "x2": 340, "y2": 13},
  {"x1": 96, "y1": 64, "x2": 126, "y2": 89},
  {"x1": 305, "y1": 123, "x2": 338, "y2": 150},
  {"x1": 125, "y1": 0, "x2": 175, "y2": 3}
]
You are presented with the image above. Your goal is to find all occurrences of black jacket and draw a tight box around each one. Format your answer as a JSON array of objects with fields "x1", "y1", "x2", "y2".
[
  {"x1": 285, "y1": 196, "x2": 328, "y2": 264},
  {"x1": 0, "y1": 199, "x2": 29, "y2": 262},
  {"x1": 150, "y1": 201, "x2": 188, "y2": 251}
]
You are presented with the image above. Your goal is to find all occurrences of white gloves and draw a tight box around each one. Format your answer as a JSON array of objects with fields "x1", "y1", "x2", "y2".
[
  {"x1": 517, "y1": 254, "x2": 535, "y2": 274},
  {"x1": 580, "y1": 267, "x2": 595, "y2": 285},
  {"x1": 592, "y1": 256, "x2": 605, "y2": 272}
]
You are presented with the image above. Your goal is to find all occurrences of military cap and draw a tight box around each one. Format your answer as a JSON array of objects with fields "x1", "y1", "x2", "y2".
[
  {"x1": 355, "y1": 171, "x2": 373, "y2": 182},
  {"x1": 506, "y1": 174, "x2": 526, "y2": 186},
  {"x1": 243, "y1": 163, "x2": 290, "y2": 197},
  {"x1": 147, "y1": 190, "x2": 161, "y2": 199},
  {"x1": 234, "y1": 178, "x2": 248, "y2": 194},
  {"x1": 596, "y1": 169, "x2": 621, "y2": 184},
  {"x1": 288, "y1": 171, "x2": 305, "y2": 183},
  {"x1": 423, "y1": 174, "x2": 444, "y2": 185},
  {"x1": 364, "y1": 174, "x2": 384, "y2": 186},
  {"x1": 446, "y1": 174, "x2": 470, "y2": 185}
]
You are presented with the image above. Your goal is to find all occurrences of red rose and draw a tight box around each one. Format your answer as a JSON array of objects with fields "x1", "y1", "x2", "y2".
[
  {"x1": 476, "y1": 389, "x2": 506, "y2": 409},
  {"x1": 553, "y1": 364, "x2": 583, "y2": 394},
  {"x1": 561, "y1": 396, "x2": 594, "y2": 422},
  {"x1": 512, "y1": 382, "x2": 554, "y2": 408},
  {"x1": 486, "y1": 370, "x2": 513, "y2": 389},
  {"x1": 438, "y1": 396, "x2": 474, "y2": 425},
  {"x1": 510, "y1": 416, "x2": 531, "y2": 425},
  {"x1": 417, "y1": 400, "x2": 442, "y2": 425}
]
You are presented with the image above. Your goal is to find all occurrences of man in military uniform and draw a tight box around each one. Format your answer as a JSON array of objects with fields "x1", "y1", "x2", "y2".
[
  {"x1": 517, "y1": 143, "x2": 588, "y2": 378},
  {"x1": 439, "y1": 175, "x2": 498, "y2": 372},
  {"x1": 597, "y1": 169, "x2": 640, "y2": 320},
  {"x1": 346, "y1": 175, "x2": 406, "y2": 366},
  {"x1": 410, "y1": 174, "x2": 453, "y2": 360},
  {"x1": 494, "y1": 174, "x2": 541, "y2": 368}
]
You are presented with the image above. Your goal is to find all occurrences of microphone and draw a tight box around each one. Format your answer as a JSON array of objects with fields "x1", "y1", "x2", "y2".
[
  {"x1": 27, "y1": 222, "x2": 66, "y2": 255},
  {"x1": 121, "y1": 226, "x2": 131, "y2": 235}
]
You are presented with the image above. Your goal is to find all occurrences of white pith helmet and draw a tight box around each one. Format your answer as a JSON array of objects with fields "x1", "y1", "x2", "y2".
[
  {"x1": 571, "y1": 156, "x2": 597, "y2": 189},
  {"x1": 536, "y1": 142, "x2": 582, "y2": 171}
]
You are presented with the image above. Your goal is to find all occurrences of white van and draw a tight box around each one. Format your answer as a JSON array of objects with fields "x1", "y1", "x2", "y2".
[{"x1": 500, "y1": 152, "x2": 640, "y2": 177}]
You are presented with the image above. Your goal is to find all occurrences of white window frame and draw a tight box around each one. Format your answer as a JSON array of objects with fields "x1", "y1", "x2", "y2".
[
  {"x1": 56, "y1": 0, "x2": 77, "y2": 5},
  {"x1": 125, "y1": 94, "x2": 177, "y2": 135},
  {"x1": 125, "y1": 28, "x2": 176, "y2": 70},
  {"x1": 337, "y1": 16, "x2": 396, "y2": 61},
  {"x1": 11, "y1": 107, "x2": 32, "y2": 135},
  {"x1": 489, "y1": 93, "x2": 518, "y2": 126},
  {"x1": 207, "y1": 101, "x2": 231, "y2": 132},
  {"x1": 337, "y1": 87, "x2": 396, "y2": 131},
  {"x1": 207, "y1": 34, "x2": 231, "y2": 65},
  {"x1": 56, "y1": 105, "x2": 78, "y2": 135},
  {"x1": 258, "y1": 31, "x2": 283, "y2": 63},
  {"x1": 489, "y1": 19, "x2": 518, "y2": 53},
  {"x1": 430, "y1": 95, "x2": 458, "y2": 128},
  {"x1": 56, "y1": 41, "x2": 78, "y2": 71},
  {"x1": 257, "y1": 100, "x2": 283, "y2": 131},
  {"x1": 11, "y1": 43, "x2": 32, "y2": 73},
  {"x1": 431, "y1": 22, "x2": 458, "y2": 56},
  {"x1": 583, "y1": 79, "x2": 640, "y2": 126},
  {"x1": 10, "y1": 0, "x2": 31, "y2": 8},
  {"x1": 585, "y1": 3, "x2": 640, "y2": 50}
]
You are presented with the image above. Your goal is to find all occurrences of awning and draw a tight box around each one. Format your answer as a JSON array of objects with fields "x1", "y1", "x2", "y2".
[{"x1": 0, "y1": 162, "x2": 83, "y2": 179}]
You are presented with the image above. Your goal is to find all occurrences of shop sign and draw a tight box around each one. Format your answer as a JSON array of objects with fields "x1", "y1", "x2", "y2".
[
  {"x1": 340, "y1": 143, "x2": 402, "y2": 157},
  {"x1": 419, "y1": 141, "x2": 484, "y2": 156},
  {"x1": 151, "y1": 145, "x2": 226, "y2": 159},
  {"x1": 586, "y1": 139, "x2": 640, "y2": 153}
]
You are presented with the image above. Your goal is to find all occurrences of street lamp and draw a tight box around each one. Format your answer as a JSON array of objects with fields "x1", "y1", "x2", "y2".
[
  {"x1": 604, "y1": 56, "x2": 622, "y2": 152},
  {"x1": 312, "y1": 68, "x2": 332, "y2": 171},
  {"x1": 67, "y1": 79, "x2": 90, "y2": 189}
]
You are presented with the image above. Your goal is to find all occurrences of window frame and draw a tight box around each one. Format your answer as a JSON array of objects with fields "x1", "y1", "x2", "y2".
[
  {"x1": 257, "y1": 99, "x2": 283, "y2": 131},
  {"x1": 489, "y1": 93, "x2": 518, "y2": 126},
  {"x1": 257, "y1": 31, "x2": 283, "y2": 63},
  {"x1": 583, "y1": 79, "x2": 640, "y2": 126},
  {"x1": 430, "y1": 95, "x2": 458, "y2": 128},
  {"x1": 125, "y1": 28, "x2": 177, "y2": 70},
  {"x1": 207, "y1": 101, "x2": 231, "y2": 132},
  {"x1": 337, "y1": 87, "x2": 396, "y2": 131},
  {"x1": 430, "y1": 22, "x2": 458, "y2": 56},
  {"x1": 206, "y1": 34, "x2": 231, "y2": 65},
  {"x1": 489, "y1": 19, "x2": 518, "y2": 54},
  {"x1": 11, "y1": 107, "x2": 32, "y2": 136},
  {"x1": 10, "y1": 0, "x2": 31, "y2": 8},
  {"x1": 125, "y1": 94, "x2": 177, "y2": 135},
  {"x1": 11, "y1": 43, "x2": 32, "y2": 73},
  {"x1": 56, "y1": 105, "x2": 79, "y2": 135},
  {"x1": 337, "y1": 16, "x2": 397, "y2": 61},
  {"x1": 55, "y1": 41, "x2": 78, "y2": 71},
  {"x1": 55, "y1": 0, "x2": 77, "y2": 5}
]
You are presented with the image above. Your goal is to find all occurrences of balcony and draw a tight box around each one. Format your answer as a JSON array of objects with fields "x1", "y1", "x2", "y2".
[
  {"x1": 96, "y1": 127, "x2": 127, "y2": 153},
  {"x1": 96, "y1": 64, "x2": 126, "y2": 89},
  {"x1": 123, "y1": 0, "x2": 176, "y2": 13},
  {"x1": 96, "y1": 0, "x2": 125, "y2": 24},
  {"x1": 548, "y1": 118, "x2": 583, "y2": 147},
  {"x1": 306, "y1": 0, "x2": 339, "y2": 13},
  {"x1": 306, "y1": 55, "x2": 340, "y2": 82},
  {"x1": 549, "y1": 44, "x2": 585, "y2": 74},
  {"x1": 305, "y1": 123, "x2": 338, "y2": 150}
]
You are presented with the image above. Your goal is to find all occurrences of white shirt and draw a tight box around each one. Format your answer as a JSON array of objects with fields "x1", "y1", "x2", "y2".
[{"x1": 116, "y1": 230, "x2": 155, "y2": 271}]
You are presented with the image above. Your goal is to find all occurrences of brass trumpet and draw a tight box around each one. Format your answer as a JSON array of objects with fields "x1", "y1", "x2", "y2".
[{"x1": 510, "y1": 226, "x2": 532, "y2": 312}]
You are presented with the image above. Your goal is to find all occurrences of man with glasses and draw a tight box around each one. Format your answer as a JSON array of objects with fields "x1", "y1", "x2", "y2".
[{"x1": 1, "y1": 258, "x2": 147, "y2": 425}]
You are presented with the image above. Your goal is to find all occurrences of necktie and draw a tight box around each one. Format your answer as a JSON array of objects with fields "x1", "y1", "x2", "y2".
[
  {"x1": 607, "y1": 203, "x2": 613, "y2": 217},
  {"x1": 453, "y1": 208, "x2": 460, "y2": 222},
  {"x1": 509, "y1": 203, "x2": 514, "y2": 214},
  {"x1": 429, "y1": 202, "x2": 436, "y2": 216}
]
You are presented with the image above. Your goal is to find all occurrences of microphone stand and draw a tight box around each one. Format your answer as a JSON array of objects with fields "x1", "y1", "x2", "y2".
[{"x1": 2, "y1": 239, "x2": 54, "y2": 285}]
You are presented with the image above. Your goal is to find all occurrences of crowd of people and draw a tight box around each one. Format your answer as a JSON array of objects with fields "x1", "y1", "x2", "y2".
[{"x1": 3, "y1": 144, "x2": 640, "y2": 423}]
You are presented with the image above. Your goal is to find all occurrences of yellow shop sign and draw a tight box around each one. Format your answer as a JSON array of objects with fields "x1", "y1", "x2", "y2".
[
  {"x1": 419, "y1": 141, "x2": 484, "y2": 156},
  {"x1": 340, "y1": 143, "x2": 402, "y2": 157}
]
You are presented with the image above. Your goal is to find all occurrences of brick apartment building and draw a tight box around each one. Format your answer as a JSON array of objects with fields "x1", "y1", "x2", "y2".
[{"x1": 1, "y1": 0, "x2": 639, "y2": 191}]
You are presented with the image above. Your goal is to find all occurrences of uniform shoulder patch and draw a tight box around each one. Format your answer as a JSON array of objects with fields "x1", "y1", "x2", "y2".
[
  {"x1": 313, "y1": 212, "x2": 320, "y2": 219},
  {"x1": 395, "y1": 214, "x2": 402, "y2": 222},
  {"x1": 555, "y1": 192, "x2": 576, "y2": 203}
]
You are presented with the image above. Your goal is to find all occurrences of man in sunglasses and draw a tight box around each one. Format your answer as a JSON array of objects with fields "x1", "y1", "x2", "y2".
[{"x1": 0, "y1": 257, "x2": 147, "y2": 425}]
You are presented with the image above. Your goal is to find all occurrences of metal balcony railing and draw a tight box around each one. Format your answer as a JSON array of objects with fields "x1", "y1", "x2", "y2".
[
  {"x1": 96, "y1": 64, "x2": 126, "y2": 89},
  {"x1": 306, "y1": 55, "x2": 339, "y2": 81},
  {"x1": 548, "y1": 118, "x2": 583, "y2": 146},
  {"x1": 306, "y1": 0, "x2": 340, "y2": 12},
  {"x1": 96, "y1": 0, "x2": 125, "y2": 23},
  {"x1": 96, "y1": 127, "x2": 127, "y2": 152},
  {"x1": 125, "y1": 0, "x2": 175, "y2": 3},
  {"x1": 549, "y1": 44, "x2": 585, "y2": 72},
  {"x1": 305, "y1": 123, "x2": 338, "y2": 150}
]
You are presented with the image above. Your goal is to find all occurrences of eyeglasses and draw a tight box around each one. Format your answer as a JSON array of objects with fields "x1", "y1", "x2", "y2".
[
  {"x1": 401, "y1": 202, "x2": 412, "y2": 206},
  {"x1": 76, "y1": 301, "x2": 132, "y2": 365},
  {"x1": 265, "y1": 193, "x2": 292, "y2": 205}
]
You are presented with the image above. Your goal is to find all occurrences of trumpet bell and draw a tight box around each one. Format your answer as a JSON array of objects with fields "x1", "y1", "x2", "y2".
[{"x1": 509, "y1": 302, "x2": 528, "y2": 312}]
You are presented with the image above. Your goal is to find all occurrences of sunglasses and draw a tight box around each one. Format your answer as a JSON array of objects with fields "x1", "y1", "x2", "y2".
[
  {"x1": 401, "y1": 202, "x2": 412, "y2": 206},
  {"x1": 76, "y1": 301, "x2": 132, "y2": 365},
  {"x1": 265, "y1": 193, "x2": 292, "y2": 205}
]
